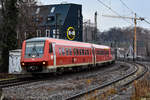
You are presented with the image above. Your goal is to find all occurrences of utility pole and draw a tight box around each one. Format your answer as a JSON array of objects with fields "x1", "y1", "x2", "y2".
[
  {"x1": 55, "y1": 14, "x2": 58, "y2": 38},
  {"x1": 102, "y1": 14, "x2": 144, "y2": 60},
  {"x1": 94, "y1": 11, "x2": 97, "y2": 43},
  {"x1": 134, "y1": 13, "x2": 137, "y2": 60}
]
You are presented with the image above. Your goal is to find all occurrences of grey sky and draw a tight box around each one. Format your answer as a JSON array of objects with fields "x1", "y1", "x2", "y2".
[{"x1": 38, "y1": 0, "x2": 150, "y2": 31}]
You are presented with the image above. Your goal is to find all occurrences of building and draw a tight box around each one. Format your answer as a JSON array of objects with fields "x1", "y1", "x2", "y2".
[
  {"x1": 25, "y1": 3, "x2": 83, "y2": 41},
  {"x1": 83, "y1": 20, "x2": 95, "y2": 42}
]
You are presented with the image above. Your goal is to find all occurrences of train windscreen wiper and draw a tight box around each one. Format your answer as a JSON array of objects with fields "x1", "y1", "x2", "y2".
[{"x1": 32, "y1": 46, "x2": 39, "y2": 56}]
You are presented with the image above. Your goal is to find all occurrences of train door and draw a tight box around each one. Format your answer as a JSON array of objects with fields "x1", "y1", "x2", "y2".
[
  {"x1": 92, "y1": 48, "x2": 96, "y2": 66},
  {"x1": 52, "y1": 43, "x2": 56, "y2": 67}
]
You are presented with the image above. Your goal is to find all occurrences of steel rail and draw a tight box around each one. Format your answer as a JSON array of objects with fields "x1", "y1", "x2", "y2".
[{"x1": 66, "y1": 62, "x2": 147, "y2": 100}]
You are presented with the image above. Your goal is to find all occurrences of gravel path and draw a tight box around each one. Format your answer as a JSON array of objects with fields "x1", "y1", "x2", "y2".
[{"x1": 3, "y1": 62, "x2": 133, "y2": 100}]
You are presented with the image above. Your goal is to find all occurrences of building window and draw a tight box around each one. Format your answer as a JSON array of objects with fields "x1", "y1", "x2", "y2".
[
  {"x1": 36, "y1": 30, "x2": 41, "y2": 37},
  {"x1": 47, "y1": 16, "x2": 55, "y2": 21},
  {"x1": 46, "y1": 29, "x2": 50, "y2": 37},
  {"x1": 24, "y1": 32, "x2": 27, "y2": 39},
  {"x1": 51, "y1": 7, "x2": 55, "y2": 13},
  {"x1": 53, "y1": 29, "x2": 59, "y2": 39},
  {"x1": 36, "y1": 8, "x2": 40, "y2": 14}
]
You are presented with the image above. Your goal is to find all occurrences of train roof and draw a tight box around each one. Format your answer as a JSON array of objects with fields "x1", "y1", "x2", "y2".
[
  {"x1": 25, "y1": 37, "x2": 110, "y2": 49},
  {"x1": 92, "y1": 44, "x2": 110, "y2": 49}
]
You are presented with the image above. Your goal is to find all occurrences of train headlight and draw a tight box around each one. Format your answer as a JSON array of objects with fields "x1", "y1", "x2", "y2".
[
  {"x1": 22, "y1": 63, "x2": 25, "y2": 66},
  {"x1": 43, "y1": 61, "x2": 46, "y2": 65}
]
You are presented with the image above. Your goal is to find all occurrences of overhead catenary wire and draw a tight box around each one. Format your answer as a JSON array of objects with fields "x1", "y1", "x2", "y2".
[
  {"x1": 119, "y1": 0, "x2": 150, "y2": 25},
  {"x1": 96, "y1": 0, "x2": 133, "y2": 25},
  {"x1": 119, "y1": 0, "x2": 134, "y2": 14},
  {"x1": 144, "y1": 19, "x2": 150, "y2": 25}
]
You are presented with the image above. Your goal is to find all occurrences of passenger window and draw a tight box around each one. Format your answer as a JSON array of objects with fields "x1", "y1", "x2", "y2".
[
  {"x1": 79, "y1": 49, "x2": 82, "y2": 55},
  {"x1": 73, "y1": 48, "x2": 76, "y2": 56},
  {"x1": 102, "y1": 50, "x2": 104, "y2": 55},
  {"x1": 82, "y1": 49, "x2": 84, "y2": 55},
  {"x1": 85, "y1": 49, "x2": 87, "y2": 55},
  {"x1": 69, "y1": 48, "x2": 72, "y2": 55},
  {"x1": 87, "y1": 50, "x2": 89, "y2": 55},
  {"x1": 66, "y1": 48, "x2": 69, "y2": 55},
  {"x1": 101, "y1": 50, "x2": 103, "y2": 55},
  {"x1": 76, "y1": 49, "x2": 79, "y2": 55},
  {"x1": 49, "y1": 43, "x2": 53, "y2": 53},
  {"x1": 59, "y1": 48, "x2": 61, "y2": 55},
  {"x1": 62, "y1": 48, "x2": 65, "y2": 55}
]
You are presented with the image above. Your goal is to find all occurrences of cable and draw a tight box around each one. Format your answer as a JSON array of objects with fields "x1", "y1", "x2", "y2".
[
  {"x1": 144, "y1": 19, "x2": 150, "y2": 25},
  {"x1": 119, "y1": 0, "x2": 134, "y2": 14},
  {"x1": 119, "y1": 0, "x2": 150, "y2": 25},
  {"x1": 96, "y1": 0, "x2": 133, "y2": 25}
]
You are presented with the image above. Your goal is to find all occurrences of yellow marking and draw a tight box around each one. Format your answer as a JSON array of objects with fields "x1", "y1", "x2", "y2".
[{"x1": 67, "y1": 27, "x2": 75, "y2": 40}]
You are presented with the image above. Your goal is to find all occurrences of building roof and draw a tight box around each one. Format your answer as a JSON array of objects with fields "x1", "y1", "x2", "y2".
[{"x1": 33, "y1": 3, "x2": 81, "y2": 27}]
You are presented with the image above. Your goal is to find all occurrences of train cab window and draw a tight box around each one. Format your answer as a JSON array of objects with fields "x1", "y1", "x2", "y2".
[
  {"x1": 59, "y1": 48, "x2": 61, "y2": 55},
  {"x1": 69, "y1": 48, "x2": 72, "y2": 55},
  {"x1": 49, "y1": 44, "x2": 53, "y2": 53},
  {"x1": 73, "y1": 48, "x2": 76, "y2": 56},
  {"x1": 66, "y1": 48, "x2": 69, "y2": 55},
  {"x1": 62, "y1": 48, "x2": 65, "y2": 55}
]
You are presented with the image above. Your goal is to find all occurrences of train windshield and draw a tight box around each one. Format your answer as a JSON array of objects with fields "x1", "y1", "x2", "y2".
[{"x1": 25, "y1": 41, "x2": 45, "y2": 58}]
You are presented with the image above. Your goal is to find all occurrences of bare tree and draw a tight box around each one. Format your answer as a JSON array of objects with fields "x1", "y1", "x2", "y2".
[{"x1": 16, "y1": 0, "x2": 37, "y2": 48}]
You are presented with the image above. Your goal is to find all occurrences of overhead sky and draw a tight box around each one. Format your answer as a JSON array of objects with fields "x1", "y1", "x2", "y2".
[{"x1": 38, "y1": 0, "x2": 150, "y2": 31}]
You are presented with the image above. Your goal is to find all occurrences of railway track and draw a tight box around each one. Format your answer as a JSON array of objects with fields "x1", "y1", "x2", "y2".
[
  {"x1": 0, "y1": 77, "x2": 36, "y2": 88},
  {"x1": 0, "y1": 75, "x2": 53, "y2": 88},
  {"x1": 66, "y1": 62, "x2": 148, "y2": 100},
  {"x1": 2, "y1": 61, "x2": 147, "y2": 100}
]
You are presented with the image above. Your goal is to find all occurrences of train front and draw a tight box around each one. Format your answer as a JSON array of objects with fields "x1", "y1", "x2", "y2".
[{"x1": 20, "y1": 38, "x2": 52, "y2": 73}]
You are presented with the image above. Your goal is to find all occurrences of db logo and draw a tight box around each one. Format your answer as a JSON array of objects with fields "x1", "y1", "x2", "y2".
[{"x1": 67, "y1": 27, "x2": 75, "y2": 40}]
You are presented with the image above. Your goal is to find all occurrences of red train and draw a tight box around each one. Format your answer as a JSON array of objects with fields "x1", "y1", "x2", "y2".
[{"x1": 20, "y1": 37, "x2": 114, "y2": 73}]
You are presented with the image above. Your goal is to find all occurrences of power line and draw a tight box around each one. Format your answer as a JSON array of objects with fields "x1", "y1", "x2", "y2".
[
  {"x1": 144, "y1": 19, "x2": 150, "y2": 25},
  {"x1": 119, "y1": 0, "x2": 150, "y2": 25},
  {"x1": 96, "y1": 0, "x2": 133, "y2": 25},
  {"x1": 119, "y1": 0, "x2": 134, "y2": 14}
]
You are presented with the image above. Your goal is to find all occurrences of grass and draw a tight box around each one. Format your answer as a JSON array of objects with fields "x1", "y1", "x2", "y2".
[{"x1": 131, "y1": 73, "x2": 150, "y2": 100}]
